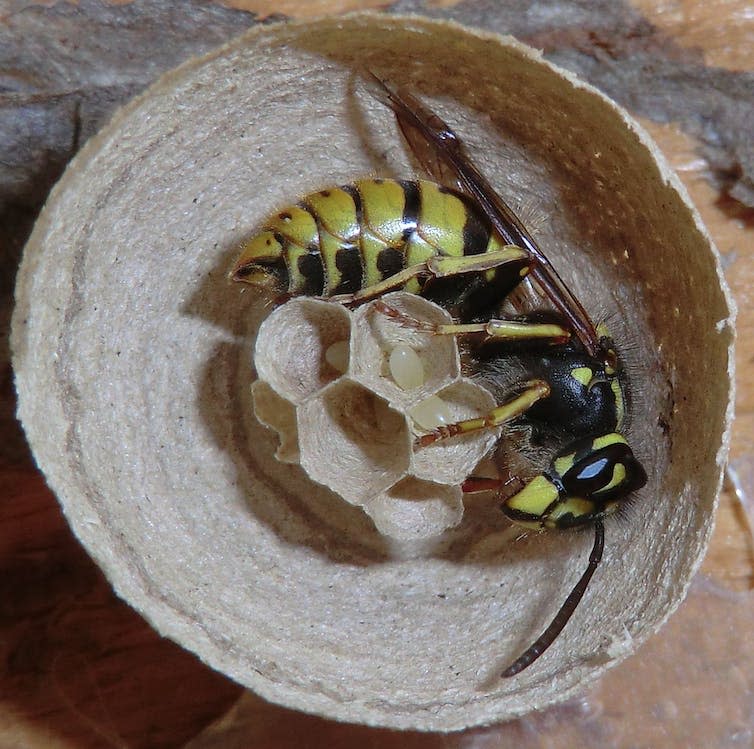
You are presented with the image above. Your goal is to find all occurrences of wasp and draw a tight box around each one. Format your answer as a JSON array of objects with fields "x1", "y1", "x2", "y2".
[{"x1": 231, "y1": 75, "x2": 647, "y2": 678}]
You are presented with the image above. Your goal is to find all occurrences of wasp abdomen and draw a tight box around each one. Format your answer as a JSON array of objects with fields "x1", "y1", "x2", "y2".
[{"x1": 234, "y1": 179, "x2": 507, "y2": 297}]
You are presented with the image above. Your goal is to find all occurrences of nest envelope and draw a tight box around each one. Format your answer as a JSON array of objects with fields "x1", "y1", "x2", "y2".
[{"x1": 11, "y1": 14, "x2": 734, "y2": 731}]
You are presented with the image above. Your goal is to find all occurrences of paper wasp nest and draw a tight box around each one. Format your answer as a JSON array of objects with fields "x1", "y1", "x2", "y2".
[
  {"x1": 11, "y1": 12, "x2": 733, "y2": 734},
  {"x1": 252, "y1": 292, "x2": 500, "y2": 540}
]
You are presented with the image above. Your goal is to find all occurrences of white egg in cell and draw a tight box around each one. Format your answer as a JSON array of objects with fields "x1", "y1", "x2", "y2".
[
  {"x1": 409, "y1": 395, "x2": 455, "y2": 431},
  {"x1": 388, "y1": 345, "x2": 425, "y2": 390},
  {"x1": 325, "y1": 340, "x2": 350, "y2": 373}
]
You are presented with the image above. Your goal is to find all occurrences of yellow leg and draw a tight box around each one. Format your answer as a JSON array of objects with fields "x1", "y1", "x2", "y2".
[
  {"x1": 374, "y1": 301, "x2": 570, "y2": 344},
  {"x1": 415, "y1": 380, "x2": 550, "y2": 448},
  {"x1": 330, "y1": 261, "x2": 429, "y2": 304},
  {"x1": 461, "y1": 475, "x2": 524, "y2": 494},
  {"x1": 426, "y1": 246, "x2": 529, "y2": 277},
  {"x1": 331, "y1": 245, "x2": 529, "y2": 305}
]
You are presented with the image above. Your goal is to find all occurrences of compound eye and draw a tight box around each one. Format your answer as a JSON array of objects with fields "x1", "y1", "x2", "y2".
[
  {"x1": 571, "y1": 452, "x2": 618, "y2": 491},
  {"x1": 558, "y1": 434, "x2": 647, "y2": 501}
]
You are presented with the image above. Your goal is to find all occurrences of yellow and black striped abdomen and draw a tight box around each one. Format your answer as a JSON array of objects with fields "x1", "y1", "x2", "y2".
[{"x1": 233, "y1": 179, "x2": 508, "y2": 297}]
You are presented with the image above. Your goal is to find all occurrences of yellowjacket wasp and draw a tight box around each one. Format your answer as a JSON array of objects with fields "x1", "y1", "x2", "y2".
[{"x1": 232, "y1": 74, "x2": 647, "y2": 677}]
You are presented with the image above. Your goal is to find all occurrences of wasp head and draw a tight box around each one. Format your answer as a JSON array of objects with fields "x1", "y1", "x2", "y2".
[{"x1": 500, "y1": 432, "x2": 647, "y2": 531}]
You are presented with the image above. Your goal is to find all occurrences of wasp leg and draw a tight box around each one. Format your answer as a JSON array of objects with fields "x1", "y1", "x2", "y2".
[
  {"x1": 331, "y1": 245, "x2": 529, "y2": 306},
  {"x1": 425, "y1": 246, "x2": 530, "y2": 278},
  {"x1": 461, "y1": 475, "x2": 525, "y2": 494},
  {"x1": 415, "y1": 380, "x2": 550, "y2": 448},
  {"x1": 330, "y1": 261, "x2": 430, "y2": 305},
  {"x1": 461, "y1": 476, "x2": 505, "y2": 493},
  {"x1": 374, "y1": 301, "x2": 570, "y2": 345}
]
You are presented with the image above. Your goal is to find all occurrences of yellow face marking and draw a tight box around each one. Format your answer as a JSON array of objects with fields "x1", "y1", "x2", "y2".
[
  {"x1": 417, "y1": 182, "x2": 467, "y2": 257},
  {"x1": 595, "y1": 462, "x2": 627, "y2": 494},
  {"x1": 554, "y1": 452, "x2": 576, "y2": 479},
  {"x1": 355, "y1": 179, "x2": 407, "y2": 244},
  {"x1": 506, "y1": 475, "x2": 560, "y2": 517},
  {"x1": 305, "y1": 188, "x2": 359, "y2": 241},
  {"x1": 570, "y1": 366, "x2": 593, "y2": 387},
  {"x1": 592, "y1": 432, "x2": 627, "y2": 451},
  {"x1": 546, "y1": 497, "x2": 596, "y2": 528}
]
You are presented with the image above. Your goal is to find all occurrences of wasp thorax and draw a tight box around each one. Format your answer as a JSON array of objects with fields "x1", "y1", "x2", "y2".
[{"x1": 252, "y1": 292, "x2": 499, "y2": 540}]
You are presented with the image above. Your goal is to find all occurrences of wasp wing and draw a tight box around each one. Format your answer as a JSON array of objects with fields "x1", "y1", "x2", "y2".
[
  {"x1": 367, "y1": 73, "x2": 601, "y2": 358},
  {"x1": 365, "y1": 72, "x2": 466, "y2": 194}
]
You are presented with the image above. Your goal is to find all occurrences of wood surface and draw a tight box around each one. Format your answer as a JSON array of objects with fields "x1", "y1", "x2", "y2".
[{"x1": 1, "y1": 0, "x2": 753, "y2": 746}]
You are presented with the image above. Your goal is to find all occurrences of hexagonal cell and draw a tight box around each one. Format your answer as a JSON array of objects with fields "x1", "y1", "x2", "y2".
[
  {"x1": 366, "y1": 477, "x2": 464, "y2": 540},
  {"x1": 350, "y1": 292, "x2": 459, "y2": 409},
  {"x1": 250, "y1": 380, "x2": 299, "y2": 464},
  {"x1": 254, "y1": 297, "x2": 351, "y2": 405},
  {"x1": 297, "y1": 378, "x2": 412, "y2": 507},
  {"x1": 410, "y1": 378, "x2": 502, "y2": 485},
  {"x1": 251, "y1": 294, "x2": 503, "y2": 539}
]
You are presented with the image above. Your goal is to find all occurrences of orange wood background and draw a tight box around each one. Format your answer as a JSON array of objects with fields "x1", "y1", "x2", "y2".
[{"x1": 2, "y1": 1, "x2": 753, "y2": 747}]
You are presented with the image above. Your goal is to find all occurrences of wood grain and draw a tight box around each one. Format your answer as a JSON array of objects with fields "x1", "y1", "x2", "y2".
[{"x1": 2, "y1": 0, "x2": 753, "y2": 746}]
